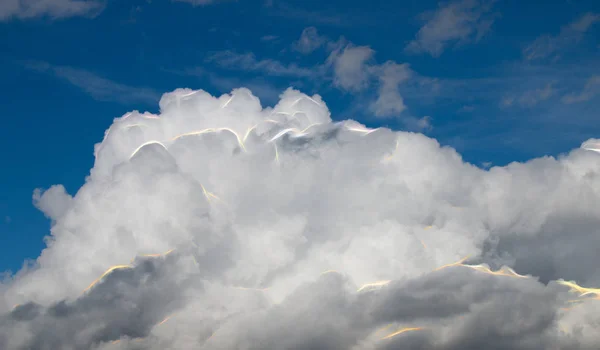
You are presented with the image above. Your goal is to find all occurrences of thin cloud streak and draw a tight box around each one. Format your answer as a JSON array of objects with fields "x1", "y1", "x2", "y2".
[
  {"x1": 24, "y1": 61, "x2": 161, "y2": 105},
  {"x1": 0, "y1": 0, "x2": 105, "y2": 21}
]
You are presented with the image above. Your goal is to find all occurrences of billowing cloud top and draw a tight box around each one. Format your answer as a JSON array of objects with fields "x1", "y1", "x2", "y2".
[
  {"x1": 581, "y1": 139, "x2": 600, "y2": 153},
  {"x1": 2, "y1": 87, "x2": 600, "y2": 349}
]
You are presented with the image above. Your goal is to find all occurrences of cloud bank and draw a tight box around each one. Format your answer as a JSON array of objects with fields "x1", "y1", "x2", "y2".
[{"x1": 2, "y1": 87, "x2": 600, "y2": 349}]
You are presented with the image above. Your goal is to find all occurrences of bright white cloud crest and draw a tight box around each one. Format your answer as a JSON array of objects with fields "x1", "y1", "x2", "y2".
[{"x1": 2, "y1": 87, "x2": 600, "y2": 349}]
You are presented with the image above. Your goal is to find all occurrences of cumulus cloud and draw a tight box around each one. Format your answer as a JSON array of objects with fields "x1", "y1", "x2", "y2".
[
  {"x1": 581, "y1": 139, "x2": 600, "y2": 153},
  {"x1": 202, "y1": 29, "x2": 432, "y2": 123},
  {"x1": 33, "y1": 185, "x2": 73, "y2": 222},
  {"x1": 0, "y1": 0, "x2": 104, "y2": 21},
  {"x1": 524, "y1": 12, "x2": 600, "y2": 61},
  {"x1": 326, "y1": 44, "x2": 419, "y2": 121},
  {"x1": 2, "y1": 87, "x2": 600, "y2": 349},
  {"x1": 328, "y1": 44, "x2": 375, "y2": 92},
  {"x1": 405, "y1": 0, "x2": 498, "y2": 57}
]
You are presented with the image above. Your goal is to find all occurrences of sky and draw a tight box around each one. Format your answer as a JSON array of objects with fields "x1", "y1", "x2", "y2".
[
  {"x1": 1, "y1": 0, "x2": 600, "y2": 349},
  {"x1": 1, "y1": 0, "x2": 600, "y2": 271}
]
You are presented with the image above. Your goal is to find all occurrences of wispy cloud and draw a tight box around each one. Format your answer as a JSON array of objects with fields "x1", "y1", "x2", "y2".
[
  {"x1": 523, "y1": 12, "x2": 600, "y2": 61},
  {"x1": 562, "y1": 76, "x2": 600, "y2": 104},
  {"x1": 200, "y1": 30, "x2": 435, "y2": 126},
  {"x1": 424, "y1": 60, "x2": 600, "y2": 158},
  {"x1": 205, "y1": 51, "x2": 317, "y2": 78},
  {"x1": 424, "y1": 60, "x2": 596, "y2": 105},
  {"x1": 502, "y1": 82, "x2": 556, "y2": 107},
  {"x1": 519, "y1": 82, "x2": 556, "y2": 106},
  {"x1": 458, "y1": 105, "x2": 476, "y2": 113},
  {"x1": 405, "y1": 0, "x2": 498, "y2": 57},
  {"x1": 265, "y1": 2, "x2": 368, "y2": 27},
  {"x1": 260, "y1": 35, "x2": 279, "y2": 42},
  {"x1": 292, "y1": 27, "x2": 328, "y2": 54},
  {"x1": 171, "y1": 0, "x2": 230, "y2": 6},
  {"x1": 25, "y1": 61, "x2": 161, "y2": 105},
  {"x1": 200, "y1": 41, "x2": 427, "y2": 128},
  {"x1": 0, "y1": 0, "x2": 104, "y2": 21}
]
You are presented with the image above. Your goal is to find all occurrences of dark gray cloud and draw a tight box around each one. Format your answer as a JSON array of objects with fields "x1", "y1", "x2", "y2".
[{"x1": 1, "y1": 254, "x2": 193, "y2": 349}]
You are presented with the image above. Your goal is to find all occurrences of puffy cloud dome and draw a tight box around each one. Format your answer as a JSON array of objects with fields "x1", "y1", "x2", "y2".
[{"x1": 2, "y1": 87, "x2": 600, "y2": 349}]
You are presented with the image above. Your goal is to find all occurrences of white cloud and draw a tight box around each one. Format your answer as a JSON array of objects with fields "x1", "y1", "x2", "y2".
[
  {"x1": 292, "y1": 27, "x2": 328, "y2": 54},
  {"x1": 26, "y1": 61, "x2": 161, "y2": 105},
  {"x1": 325, "y1": 41, "x2": 420, "y2": 122},
  {"x1": 209, "y1": 75, "x2": 283, "y2": 105},
  {"x1": 524, "y1": 12, "x2": 600, "y2": 61},
  {"x1": 369, "y1": 61, "x2": 411, "y2": 117},
  {"x1": 32, "y1": 185, "x2": 73, "y2": 222},
  {"x1": 405, "y1": 0, "x2": 497, "y2": 57},
  {"x1": 562, "y1": 75, "x2": 600, "y2": 104},
  {"x1": 205, "y1": 51, "x2": 316, "y2": 78},
  {"x1": 327, "y1": 44, "x2": 375, "y2": 92},
  {"x1": 0, "y1": 0, "x2": 104, "y2": 21},
  {"x1": 581, "y1": 139, "x2": 600, "y2": 153},
  {"x1": 203, "y1": 31, "x2": 433, "y2": 124},
  {"x1": 2, "y1": 86, "x2": 600, "y2": 348}
]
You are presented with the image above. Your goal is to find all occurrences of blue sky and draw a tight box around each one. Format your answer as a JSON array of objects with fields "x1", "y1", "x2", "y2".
[{"x1": 1, "y1": 0, "x2": 599, "y2": 273}]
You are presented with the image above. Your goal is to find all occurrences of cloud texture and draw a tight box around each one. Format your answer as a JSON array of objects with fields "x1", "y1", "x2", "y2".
[
  {"x1": 2, "y1": 87, "x2": 600, "y2": 349},
  {"x1": 405, "y1": 0, "x2": 497, "y2": 57},
  {"x1": 0, "y1": 0, "x2": 104, "y2": 21}
]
